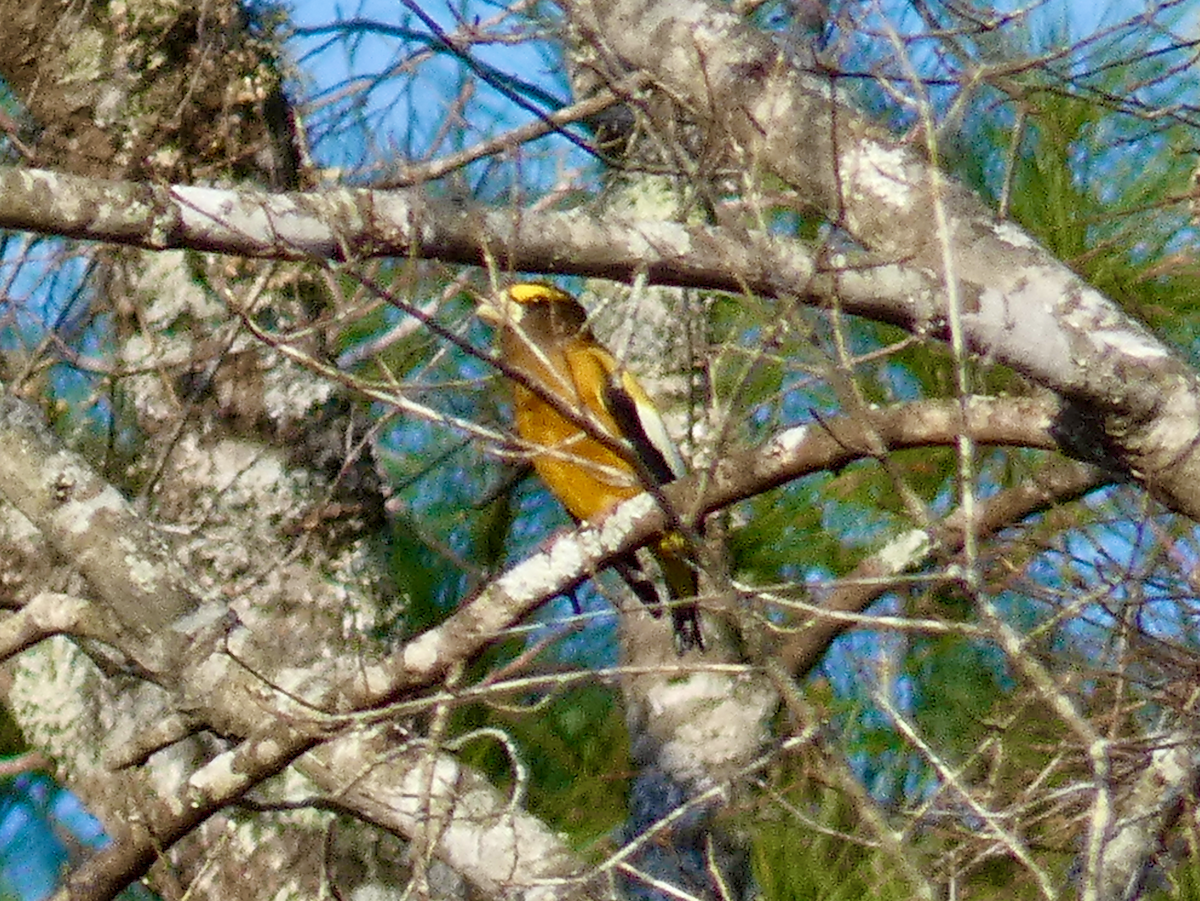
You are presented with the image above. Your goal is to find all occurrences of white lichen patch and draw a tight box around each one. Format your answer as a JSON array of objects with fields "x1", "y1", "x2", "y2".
[
  {"x1": 499, "y1": 522, "x2": 608, "y2": 603},
  {"x1": 59, "y1": 484, "x2": 126, "y2": 535},
  {"x1": 261, "y1": 355, "x2": 337, "y2": 426},
  {"x1": 606, "y1": 175, "x2": 691, "y2": 221},
  {"x1": 842, "y1": 141, "x2": 914, "y2": 210},
  {"x1": 117, "y1": 335, "x2": 190, "y2": 426},
  {"x1": 595, "y1": 493, "x2": 657, "y2": 551},
  {"x1": 62, "y1": 28, "x2": 106, "y2": 83},
  {"x1": 991, "y1": 220, "x2": 1038, "y2": 251},
  {"x1": 118, "y1": 332, "x2": 191, "y2": 371},
  {"x1": 648, "y1": 671, "x2": 776, "y2": 783},
  {"x1": 140, "y1": 251, "x2": 222, "y2": 327},
  {"x1": 402, "y1": 630, "x2": 442, "y2": 675},
  {"x1": 123, "y1": 544, "x2": 167, "y2": 592},
  {"x1": 214, "y1": 443, "x2": 289, "y2": 500},
  {"x1": 352, "y1": 663, "x2": 393, "y2": 698},
  {"x1": 252, "y1": 737, "x2": 283, "y2": 764},
  {"x1": 188, "y1": 751, "x2": 239, "y2": 800},
  {"x1": 158, "y1": 434, "x2": 326, "y2": 595},
  {"x1": 1061, "y1": 286, "x2": 1170, "y2": 362},
  {"x1": 171, "y1": 435, "x2": 293, "y2": 513},
  {"x1": 0, "y1": 503, "x2": 40, "y2": 549},
  {"x1": 395, "y1": 754, "x2": 461, "y2": 817},
  {"x1": 8, "y1": 638, "x2": 99, "y2": 780},
  {"x1": 876, "y1": 528, "x2": 931, "y2": 572},
  {"x1": 497, "y1": 546, "x2": 572, "y2": 601},
  {"x1": 974, "y1": 269, "x2": 1077, "y2": 370},
  {"x1": 329, "y1": 543, "x2": 387, "y2": 636},
  {"x1": 769, "y1": 424, "x2": 809, "y2": 457},
  {"x1": 171, "y1": 185, "x2": 269, "y2": 239}
]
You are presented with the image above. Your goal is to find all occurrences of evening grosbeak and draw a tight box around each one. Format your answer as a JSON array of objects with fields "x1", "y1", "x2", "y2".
[{"x1": 478, "y1": 282, "x2": 703, "y2": 652}]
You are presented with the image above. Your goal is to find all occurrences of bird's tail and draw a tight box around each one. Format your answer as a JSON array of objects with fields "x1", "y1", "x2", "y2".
[
  {"x1": 655, "y1": 534, "x2": 703, "y2": 653},
  {"x1": 612, "y1": 554, "x2": 664, "y2": 616},
  {"x1": 613, "y1": 539, "x2": 703, "y2": 653}
]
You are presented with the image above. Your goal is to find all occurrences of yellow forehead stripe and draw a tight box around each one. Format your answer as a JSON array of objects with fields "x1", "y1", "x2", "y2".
[{"x1": 509, "y1": 283, "x2": 573, "y2": 304}]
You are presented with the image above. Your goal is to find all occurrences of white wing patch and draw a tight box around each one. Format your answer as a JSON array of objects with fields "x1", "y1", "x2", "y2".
[{"x1": 620, "y1": 370, "x2": 686, "y2": 479}]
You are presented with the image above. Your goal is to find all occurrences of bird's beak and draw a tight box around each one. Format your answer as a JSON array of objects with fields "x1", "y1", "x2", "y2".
[
  {"x1": 476, "y1": 291, "x2": 518, "y2": 327},
  {"x1": 476, "y1": 300, "x2": 502, "y2": 325}
]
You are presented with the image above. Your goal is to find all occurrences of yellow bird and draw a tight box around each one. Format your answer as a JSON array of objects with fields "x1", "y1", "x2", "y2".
[{"x1": 478, "y1": 282, "x2": 702, "y2": 651}]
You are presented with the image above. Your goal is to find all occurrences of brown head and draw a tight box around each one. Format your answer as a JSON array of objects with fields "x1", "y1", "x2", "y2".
[{"x1": 477, "y1": 282, "x2": 591, "y2": 352}]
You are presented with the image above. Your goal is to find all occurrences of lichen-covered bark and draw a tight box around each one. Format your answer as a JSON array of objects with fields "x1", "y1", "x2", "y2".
[
  {"x1": 555, "y1": 0, "x2": 1200, "y2": 525},
  {"x1": 549, "y1": 0, "x2": 1200, "y2": 892},
  {"x1": 0, "y1": 5, "x2": 394, "y2": 899},
  {"x1": 0, "y1": 2, "x2": 1194, "y2": 900},
  {"x1": 0, "y1": 0, "x2": 295, "y2": 184}
]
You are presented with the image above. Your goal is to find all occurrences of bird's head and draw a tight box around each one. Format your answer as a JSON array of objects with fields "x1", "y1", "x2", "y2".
[{"x1": 477, "y1": 282, "x2": 589, "y2": 344}]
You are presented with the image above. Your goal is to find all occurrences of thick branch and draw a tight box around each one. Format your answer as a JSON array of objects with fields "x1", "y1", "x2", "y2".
[
  {"x1": 781, "y1": 456, "x2": 1106, "y2": 676},
  {"x1": 366, "y1": 395, "x2": 1062, "y2": 697},
  {"x1": 0, "y1": 396, "x2": 199, "y2": 673},
  {"x1": 3, "y1": 166, "x2": 1195, "y2": 524},
  {"x1": 556, "y1": 0, "x2": 1200, "y2": 523}
]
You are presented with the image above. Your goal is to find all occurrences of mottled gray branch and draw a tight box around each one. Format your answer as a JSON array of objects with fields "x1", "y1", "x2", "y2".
[
  {"x1": 367, "y1": 395, "x2": 1061, "y2": 694},
  {"x1": 555, "y1": 0, "x2": 1200, "y2": 522},
  {"x1": 1095, "y1": 731, "x2": 1200, "y2": 901},
  {"x1": 0, "y1": 395, "x2": 200, "y2": 673},
  {"x1": 1, "y1": 159, "x2": 1195, "y2": 530}
]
